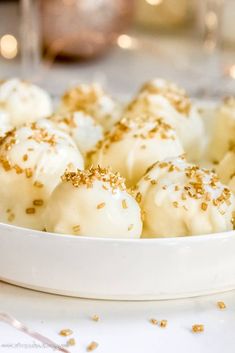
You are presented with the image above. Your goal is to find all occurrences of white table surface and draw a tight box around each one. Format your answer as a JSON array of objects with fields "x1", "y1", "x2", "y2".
[{"x1": 1, "y1": 281, "x2": 235, "y2": 353}]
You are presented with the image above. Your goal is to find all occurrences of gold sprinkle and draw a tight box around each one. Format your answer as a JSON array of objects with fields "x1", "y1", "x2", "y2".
[
  {"x1": 150, "y1": 180, "x2": 157, "y2": 185},
  {"x1": 59, "y1": 329, "x2": 73, "y2": 337},
  {"x1": 150, "y1": 318, "x2": 158, "y2": 325},
  {"x1": 25, "y1": 168, "x2": 33, "y2": 178},
  {"x1": 23, "y1": 154, "x2": 28, "y2": 161},
  {"x1": 73, "y1": 225, "x2": 80, "y2": 233},
  {"x1": 192, "y1": 324, "x2": 204, "y2": 333},
  {"x1": 172, "y1": 201, "x2": 178, "y2": 208},
  {"x1": 87, "y1": 341, "x2": 99, "y2": 352},
  {"x1": 25, "y1": 207, "x2": 35, "y2": 215},
  {"x1": 33, "y1": 199, "x2": 44, "y2": 206},
  {"x1": 67, "y1": 338, "x2": 76, "y2": 346},
  {"x1": 160, "y1": 320, "x2": 168, "y2": 328},
  {"x1": 92, "y1": 315, "x2": 100, "y2": 322},
  {"x1": 201, "y1": 202, "x2": 208, "y2": 211},
  {"x1": 217, "y1": 301, "x2": 226, "y2": 309},
  {"x1": 122, "y1": 199, "x2": 128, "y2": 209},
  {"x1": 128, "y1": 224, "x2": 134, "y2": 231},
  {"x1": 97, "y1": 202, "x2": 105, "y2": 209},
  {"x1": 136, "y1": 192, "x2": 142, "y2": 203},
  {"x1": 33, "y1": 181, "x2": 44, "y2": 188}
]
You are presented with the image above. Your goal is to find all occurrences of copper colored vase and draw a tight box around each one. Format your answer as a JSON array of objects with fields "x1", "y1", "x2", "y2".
[{"x1": 40, "y1": 0, "x2": 134, "y2": 59}]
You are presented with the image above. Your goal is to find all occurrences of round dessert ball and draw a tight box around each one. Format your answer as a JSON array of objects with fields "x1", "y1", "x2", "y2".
[
  {"x1": 216, "y1": 149, "x2": 235, "y2": 194},
  {"x1": 44, "y1": 167, "x2": 142, "y2": 238},
  {"x1": 135, "y1": 156, "x2": 235, "y2": 238},
  {"x1": 0, "y1": 120, "x2": 84, "y2": 230},
  {"x1": 48, "y1": 111, "x2": 104, "y2": 158},
  {"x1": 0, "y1": 78, "x2": 53, "y2": 128},
  {"x1": 126, "y1": 78, "x2": 205, "y2": 162},
  {"x1": 59, "y1": 83, "x2": 122, "y2": 132},
  {"x1": 209, "y1": 97, "x2": 235, "y2": 162},
  {"x1": 91, "y1": 114, "x2": 184, "y2": 186}
]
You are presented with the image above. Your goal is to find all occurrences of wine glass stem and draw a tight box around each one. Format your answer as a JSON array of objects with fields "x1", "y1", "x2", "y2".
[{"x1": 20, "y1": 0, "x2": 41, "y2": 80}]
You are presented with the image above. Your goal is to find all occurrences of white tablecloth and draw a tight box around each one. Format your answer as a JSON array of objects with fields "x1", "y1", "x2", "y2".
[{"x1": 1, "y1": 281, "x2": 235, "y2": 353}]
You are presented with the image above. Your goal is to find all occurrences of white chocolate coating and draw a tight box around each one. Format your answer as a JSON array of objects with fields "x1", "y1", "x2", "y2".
[
  {"x1": 48, "y1": 111, "x2": 104, "y2": 157},
  {"x1": 59, "y1": 83, "x2": 122, "y2": 132},
  {"x1": 136, "y1": 156, "x2": 235, "y2": 238},
  {"x1": 0, "y1": 120, "x2": 84, "y2": 230},
  {"x1": 45, "y1": 167, "x2": 142, "y2": 238},
  {"x1": 127, "y1": 78, "x2": 205, "y2": 162},
  {"x1": 92, "y1": 114, "x2": 184, "y2": 186},
  {"x1": 0, "y1": 78, "x2": 53, "y2": 127},
  {"x1": 209, "y1": 97, "x2": 235, "y2": 162},
  {"x1": 217, "y1": 150, "x2": 235, "y2": 194},
  {"x1": 0, "y1": 110, "x2": 12, "y2": 137}
]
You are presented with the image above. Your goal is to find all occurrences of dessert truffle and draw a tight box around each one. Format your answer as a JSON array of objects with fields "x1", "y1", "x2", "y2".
[
  {"x1": 59, "y1": 83, "x2": 122, "y2": 132},
  {"x1": 48, "y1": 111, "x2": 103, "y2": 158},
  {"x1": 0, "y1": 120, "x2": 84, "y2": 230},
  {"x1": 209, "y1": 97, "x2": 235, "y2": 162},
  {"x1": 92, "y1": 114, "x2": 184, "y2": 186},
  {"x1": 217, "y1": 149, "x2": 235, "y2": 194},
  {"x1": 135, "y1": 156, "x2": 235, "y2": 237},
  {"x1": 126, "y1": 78, "x2": 205, "y2": 161},
  {"x1": 44, "y1": 166, "x2": 142, "y2": 238},
  {"x1": 0, "y1": 78, "x2": 53, "y2": 128}
]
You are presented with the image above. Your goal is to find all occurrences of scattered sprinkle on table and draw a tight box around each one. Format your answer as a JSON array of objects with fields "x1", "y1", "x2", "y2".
[
  {"x1": 217, "y1": 301, "x2": 226, "y2": 309},
  {"x1": 87, "y1": 341, "x2": 99, "y2": 351},
  {"x1": 67, "y1": 338, "x2": 76, "y2": 346},
  {"x1": 192, "y1": 324, "x2": 204, "y2": 333},
  {"x1": 160, "y1": 320, "x2": 168, "y2": 328},
  {"x1": 59, "y1": 329, "x2": 73, "y2": 337},
  {"x1": 92, "y1": 315, "x2": 100, "y2": 322},
  {"x1": 150, "y1": 318, "x2": 158, "y2": 325}
]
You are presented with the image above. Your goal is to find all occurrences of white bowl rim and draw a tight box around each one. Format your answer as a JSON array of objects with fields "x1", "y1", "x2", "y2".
[{"x1": 0, "y1": 221, "x2": 234, "y2": 245}]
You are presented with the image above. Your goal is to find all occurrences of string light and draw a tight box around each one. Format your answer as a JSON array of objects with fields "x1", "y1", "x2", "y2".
[
  {"x1": 117, "y1": 34, "x2": 137, "y2": 49},
  {"x1": 145, "y1": 0, "x2": 162, "y2": 5},
  {"x1": 0, "y1": 34, "x2": 18, "y2": 59}
]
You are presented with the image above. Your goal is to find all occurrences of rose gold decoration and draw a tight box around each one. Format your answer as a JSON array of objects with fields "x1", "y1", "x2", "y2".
[{"x1": 40, "y1": 0, "x2": 134, "y2": 59}]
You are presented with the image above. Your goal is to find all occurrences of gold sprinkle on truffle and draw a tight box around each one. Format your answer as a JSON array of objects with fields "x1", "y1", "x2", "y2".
[
  {"x1": 128, "y1": 224, "x2": 134, "y2": 231},
  {"x1": 136, "y1": 192, "x2": 142, "y2": 203},
  {"x1": 62, "y1": 166, "x2": 126, "y2": 193},
  {"x1": 97, "y1": 202, "x2": 105, "y2": 209},
  {"x1": 33, "y1": 199, "x2": 44, "y2": 207},
  {"x1": 122, "y1": 199, "x2": 128, "y2": 209},
  {"x1": 73, "y1": 225, "x2": 81, "y2": 233},
  {"x1": 25, "y1": 207, "x2": 35, "y2": 215}
]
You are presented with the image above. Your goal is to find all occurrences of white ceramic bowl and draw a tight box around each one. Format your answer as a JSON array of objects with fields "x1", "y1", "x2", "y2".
[{"x1": 0, "y1": 222, "x2": 235, "y2": 300}]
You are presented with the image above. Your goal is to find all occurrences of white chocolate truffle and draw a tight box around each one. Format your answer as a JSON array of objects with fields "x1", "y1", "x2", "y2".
[
  {"x1": 127, "y1": 78, "x2": 205, "y2": 161},
  {"x1": 59, "y1": 83, "x2": 122, "y2": 131},
  {"x1": 48, "y1": 111, "x2": 104, "y2": 157},
  {"x1": 135, "y1": 156, "x2": 235, "y2": 238},
  {"x1": 0, "y1": 120, "x2": 84, "y2": 230},
  {"x1": 92, "y1": 114, "x2": 184, "y2": 186},
  {"x1": 0, "y1": 78, "x2": 53, "y2": 127},
  {"x1": 45, "y1": 167, "x2": 142, "y2": 238},
  {"x1": 217, "y1": 149, "x2": 235, "y2": 194},
  {"x1": 0, "y1": 110, "x2": 12, "y2": 137},
  {"x1": 209, "y1": 97, "x2": 235, "y2": 162}
]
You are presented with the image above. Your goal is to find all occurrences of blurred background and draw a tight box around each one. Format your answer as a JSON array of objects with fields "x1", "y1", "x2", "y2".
[{"x1": 0, "y1": 0, "x2": 235, "y2": 98}]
